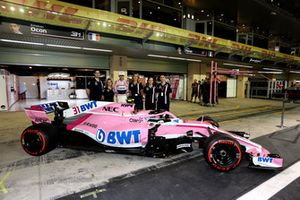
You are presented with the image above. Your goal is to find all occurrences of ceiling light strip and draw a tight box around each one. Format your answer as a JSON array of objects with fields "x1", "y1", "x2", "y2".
[
  {"x1": 148, "y1": 54, "x2": 201, "y2": 62},
  {"x1": 0, "y1": 39, "x2": 44, "y2": 46}
]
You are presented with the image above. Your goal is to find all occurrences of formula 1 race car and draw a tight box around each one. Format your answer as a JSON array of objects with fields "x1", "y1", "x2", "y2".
[{"x1": 21, "y1": 101, "x2": 283, "y2": 172}]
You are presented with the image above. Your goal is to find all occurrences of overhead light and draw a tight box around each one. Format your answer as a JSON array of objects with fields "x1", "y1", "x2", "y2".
[
  {"x1": 147, "y1": 54, "x2": 201, "y2": 62},
  {"x1": 28, "y1": 10, "x2": 32, "y2": 14},
  {"x1": 191, "y1": 15, "x2": 194, "y2": 19},
  {"x1": 201, "y1": 10, "x2": 204, "y2": 13},
  {"x1": 19, "y1": 8, "x2": 24, "y2": 13},
  {"x1": 223, "y1": 63, "x2": 253, "y2": 68},
  {"x1": 186, "y1": 58, "x2": 202, "y2": 62},
  {"x1": 148, "y1": 54, "x2": 168, "y2": 58},
  {"x1": 155, "y1": 32, "x2": 160, "y2": 37},
  {"x1": 168, "y1": 56, "x2": 186, "y2": 60},
  {"x1": 0, "y1": 39, "x2": 44, "y2": 46},
  {"x1": 1, "y1": 5, "x2": 6, "y2": 9},
  {"x1": 221, "y1": 13, "x2": 224, "y2": 16},
  {"x1": 187, "y1": 13, "x2": 190, "y2": 18},
  {"x1": 29, "y1": 66, "x2": 32, "y2": 69},
  {"x1": 290, "y1": 71, "x2": 300, "y2": 74},
  {"x1": 157, "y1": 6, "x2": 160, "y2": 9},
  {"x1": 10, "y1": 6, "x2": 15, "y2": 11},
  {"x1": 149, "y1": 11, "x2": 152, "y2": 14},
  {"x1": 178, "y1": 2, "x2": 181, "y2": 5},
  {"x1": 82, "y1": 47, "x2": 112, "y2": 52},
  {"x1": 263, "y1": 68, "x2": 283, "y2": 72},
  {"x1": 258, "y1": 71, "x2": 282, "y2": 74},
  {"x1": 46, "y1": 44, "x2": 81, "y2": 49},
  {"x1": 270, "y1": 11, "x2": 277, "y2": 15},
  {"x1": 102, "y1": 22, "x2": 107, "y2": 27},
  {"x1": 206, "y1": 14, "x2": 210, "y2": 17}
]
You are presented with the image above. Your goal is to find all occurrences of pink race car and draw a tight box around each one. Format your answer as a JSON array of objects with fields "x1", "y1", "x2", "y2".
[{"x1": 21, "y1": 101, "x2": 283, "y2": 172}]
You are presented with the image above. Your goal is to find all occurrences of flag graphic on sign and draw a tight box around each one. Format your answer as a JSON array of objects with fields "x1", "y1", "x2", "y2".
[{"x1": 88, "y1": 32, "x2": 101, "y2": 41}]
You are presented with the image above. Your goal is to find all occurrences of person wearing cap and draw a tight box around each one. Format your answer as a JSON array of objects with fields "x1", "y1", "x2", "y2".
[
  {"x1": 86, "y1": 70, "x2": 104, "y2": 101},
  {"x1": 114, "y1": 71, "x2": 128, "y2": 103}
]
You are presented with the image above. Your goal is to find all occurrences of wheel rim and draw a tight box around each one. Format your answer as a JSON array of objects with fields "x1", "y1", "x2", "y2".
[
  {"x1": 208, "y1": 140, "x2": 241, "y2": 169},
  {"x1": 21, "y1": 130, "x2": 45, "y2": 155}
]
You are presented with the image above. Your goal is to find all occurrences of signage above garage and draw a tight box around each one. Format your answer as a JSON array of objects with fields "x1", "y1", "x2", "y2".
[{"x1": 0, "y1": 0, "x2": 299, "y2": 65}]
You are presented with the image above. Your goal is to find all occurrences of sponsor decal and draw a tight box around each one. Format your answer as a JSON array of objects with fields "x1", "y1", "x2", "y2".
[
  {"x1": 40, "y1": 102, "x2": 57, "y2": 112},
  {"x1": 121, "y1": 104, "x2": 134, "y2": 107},
  {"x1": 258, "y1": 157, "x2": 273, "y2": 163},
  {"x1": 249, "y1": 58, "x2": 262, "y2": 63},
  {"x1": 102, "y1": 106, "x2": 118, "y2": 112},
  {"x1": 129, "y1": 117, "x2": 143, "y2": 123},
  {"x1": 176, "y1": 143, "x2": 191, "y2": 149},
  {"x1": 34, "y1": 117, "x2": 50, "y2": 123},
  {"x1": 96, "y1": 128, "x2": 140, "y2": 145},
  {"x1": 72, "y1": 101, "x2": 97, "y2": 115},
  {"x1": 82, "y1": 122, "x2": 97, "y2": 128}
]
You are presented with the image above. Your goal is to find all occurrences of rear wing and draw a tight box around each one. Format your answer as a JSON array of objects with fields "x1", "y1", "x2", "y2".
[{"x1": 24, "y1": 102, "x2": 69, "y2": 124}]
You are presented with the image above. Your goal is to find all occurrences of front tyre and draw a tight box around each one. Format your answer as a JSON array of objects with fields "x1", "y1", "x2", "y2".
[
  {"x1": 21, "y1": 123, "x2": 58, "y2": 156},
  {"x1": 203, "y1": 133, "x2": 243, "y2": 172}
]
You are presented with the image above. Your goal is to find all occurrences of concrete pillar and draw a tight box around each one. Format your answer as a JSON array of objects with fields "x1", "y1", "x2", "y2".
[
  {"x1": 187, "y1": 62, "x2": 210, "y2": 100},
  {"x1": 237, "y1": 76, "x2": 248, "y2": 98},
  {"x1": 110, "y1": 55, "x2": 128, "y2": 82}
]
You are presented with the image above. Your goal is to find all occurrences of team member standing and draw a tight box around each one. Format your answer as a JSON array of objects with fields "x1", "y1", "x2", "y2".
[
  {"x1": 86, "y1": 70, "x2": 104, "y2": 101},
  {"x1": 103, "y1": 78, "x2": 114, "y2": 102},
  {"x1": 156, "y1": 75, "x2": 172, "y2": 111},
  {"x1": 191, "y1": 79, "x2": 198, "y2": 103},
  {"x1": 144, "y1": 77, "x2": 156, "y2": 110},
  {"x1": 129, "y1": 74, "x2": 144, "y2": 112},
  {"x1": 114, "y1": 71, "x2": 128, "y2": 103}
]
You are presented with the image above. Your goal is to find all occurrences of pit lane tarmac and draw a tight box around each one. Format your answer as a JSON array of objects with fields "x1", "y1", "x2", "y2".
[{"x1": 59, "y1": 125, "x2": 300, "y2": 200}]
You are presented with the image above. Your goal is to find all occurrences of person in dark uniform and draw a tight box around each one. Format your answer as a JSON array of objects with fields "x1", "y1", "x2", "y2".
[
  {"x1": 143, "y1": 77, "x2": 156, "y2": 110},
  {"x1": 103, "y1": 78, "x2": 114, "y2": 102},
  {"x1": 198, "y1": 80, "x2": 202, "y2": 104},
  {"x1": 191, "y1": 79, "x2": 198, "y2": 103},
  {"x1": 156, "y1": 75, "x2": 172, "y2": 111},
  {"x1": 201, "y1": 77, "x2": 210, "y2": 106},
  {"x1": 86, "y1": 70, "x2": 104, "y2": 101},
  {"x1": 129, "y1": 74, "x2": 144, "y2": 112}
]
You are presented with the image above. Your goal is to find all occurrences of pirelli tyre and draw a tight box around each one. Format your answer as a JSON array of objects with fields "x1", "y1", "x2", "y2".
[
  {"x1": 197, "y1": 116, "x2": 219, "y2": 128},
  {"x1": 203, "y1": 133, "x2": 243, "y2": 172},
  {"x1": 21, "y1": 123, "x2": 58, "y2": 156}
]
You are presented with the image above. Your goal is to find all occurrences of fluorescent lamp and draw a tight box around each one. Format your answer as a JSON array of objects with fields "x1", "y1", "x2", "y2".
[
  {"x1": 148, "y1": 54, "x2": 168, "y2": 58},
  {"x1": 258, "y1": 71, "x2": 282, "y2": 74},
  {"x1": 186, "y1": 58, "x2": 201, "y2": 62},
  {"x1": 82, "y1": 47, "x2": 112, "y2": 52},
  {"x1": 148, "y1": 54, "x2": 201, "y2": 62},
  {"x1": 263, "y1": 68, "x2": 283, "y2": 72},
  {"x1": 0, "y1": 39, "x2": 44, "y2": 46},
  {"x1": 168, "y1": 56, "x2": 186, "y2": 60},
  {"x1": 223, "y1": 63, "x2": 253, "y2": 68},
  {"x1": 290, "y1": 71, "x2": 300, "y2": 74},
  {"x1": 46, "y1": 44, "x2": 81, "y2": 49}
]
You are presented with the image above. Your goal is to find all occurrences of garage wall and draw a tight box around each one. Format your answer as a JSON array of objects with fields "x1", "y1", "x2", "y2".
[
  {"x1": 127, "y1": 58, "x2": 188, "y2": 74},
  {"x1": 0, "y1": 47, "x2": 109, "y2": 69}
]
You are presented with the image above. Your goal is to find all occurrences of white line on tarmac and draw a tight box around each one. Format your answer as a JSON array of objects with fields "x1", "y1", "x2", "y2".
[{"x1": 237, "y1": 160, "x2": 300, "y2": 200}]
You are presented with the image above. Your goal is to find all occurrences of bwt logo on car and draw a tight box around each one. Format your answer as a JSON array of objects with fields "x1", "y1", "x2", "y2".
[
  {"x1": 96, "y1": 128, "x2": 141, "y2": 144},
  {"x1": 73, "y1": 101, "x2": 97, "y2": 115},
  {"x1": 258, "y1": 157, "x2": 273, "y2": 163}
]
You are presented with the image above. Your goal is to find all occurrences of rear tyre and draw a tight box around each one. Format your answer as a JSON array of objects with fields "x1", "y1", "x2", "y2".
[
  {"x1": 197, "y1": 115, "x2": 219, "y2": 127},
  {"x1": 21, "y1": 123, "x2": 58, "y2": 156},
  {"x1": 203, "y1": 133, "x2": 243, "y2": 172}
]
